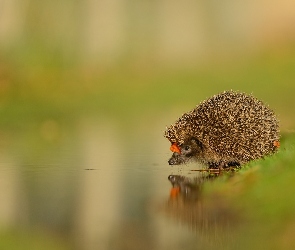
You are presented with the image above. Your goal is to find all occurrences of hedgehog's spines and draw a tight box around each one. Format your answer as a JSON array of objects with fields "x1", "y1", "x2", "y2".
[{"x1": 164, "y1": 90, "x2": 280, "y2": 166}]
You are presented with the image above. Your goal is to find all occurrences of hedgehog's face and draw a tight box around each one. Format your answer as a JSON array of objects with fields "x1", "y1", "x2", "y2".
[{"x1": 168, "y1": 138, "x2": 203, "y2": 165}]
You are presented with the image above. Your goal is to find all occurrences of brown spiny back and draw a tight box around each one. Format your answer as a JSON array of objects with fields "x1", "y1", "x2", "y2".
[{"x1": 164, "y1": 91, "x2": 280, "y2": 164}]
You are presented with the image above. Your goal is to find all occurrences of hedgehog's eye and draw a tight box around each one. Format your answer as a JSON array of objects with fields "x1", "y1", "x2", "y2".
[{"x1": 184, "y1": 145, "x2": 190, "y2": 151}]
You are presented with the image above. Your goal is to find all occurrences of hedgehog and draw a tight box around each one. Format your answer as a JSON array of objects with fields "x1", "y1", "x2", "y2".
[{"x1": 164, "y1": 90, "x2": 280, "y2": 169}]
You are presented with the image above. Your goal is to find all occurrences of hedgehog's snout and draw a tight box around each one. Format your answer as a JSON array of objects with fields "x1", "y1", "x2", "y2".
[
  {"x1": 168, "y1": 156, "x2": 177, "y2": 165},
  {"x1": 168, "y1": 152, "x2": 183, "y2": 165}
]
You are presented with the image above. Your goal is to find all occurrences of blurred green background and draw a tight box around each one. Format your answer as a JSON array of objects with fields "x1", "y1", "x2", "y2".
[
  {"x1": 0, "y1": 1, "x2": 295, "y2": 249},
  {"x1": 0, "y1": 0, "x2": 295, "y2": 129}
]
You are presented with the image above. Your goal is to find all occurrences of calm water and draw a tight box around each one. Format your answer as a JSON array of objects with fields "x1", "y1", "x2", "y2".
[{"x1": 0, "y1": 115, "x2": 238, "y2": 250}]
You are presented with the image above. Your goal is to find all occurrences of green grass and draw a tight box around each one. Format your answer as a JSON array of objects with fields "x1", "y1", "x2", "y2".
[{"x1": 203, "y1": 133, "x2": 295, "y2": 249}]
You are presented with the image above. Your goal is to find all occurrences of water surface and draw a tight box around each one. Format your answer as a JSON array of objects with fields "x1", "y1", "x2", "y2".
[{"x1": 0, "y1": 115, "x2": 237, "y2": 250}]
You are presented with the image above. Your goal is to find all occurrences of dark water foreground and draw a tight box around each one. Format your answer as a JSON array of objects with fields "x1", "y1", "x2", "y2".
[{"x1": 0, "y1": 116, "x2": 292, "y2": 250}]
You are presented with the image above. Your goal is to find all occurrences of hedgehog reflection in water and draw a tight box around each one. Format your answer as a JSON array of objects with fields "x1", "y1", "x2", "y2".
[{"x1": 164, "y1": 91, "x2": 280, "y2": 169}]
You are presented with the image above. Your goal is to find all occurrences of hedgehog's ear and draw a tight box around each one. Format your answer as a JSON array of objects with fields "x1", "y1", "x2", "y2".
[{"x1": 190, "y1": 137, "x2": 203, "y2": 150}]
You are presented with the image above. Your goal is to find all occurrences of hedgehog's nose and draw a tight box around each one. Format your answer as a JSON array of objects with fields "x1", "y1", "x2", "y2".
[
  {"x1": 168, "y1": 156, "x2": 179, "y2": 165},
  {"x1": 168, "y1": 152, "x2": 181, "y2": 165},
  {"x1": 168, "y1": 158, "x2": 175, "y2": 165}
]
